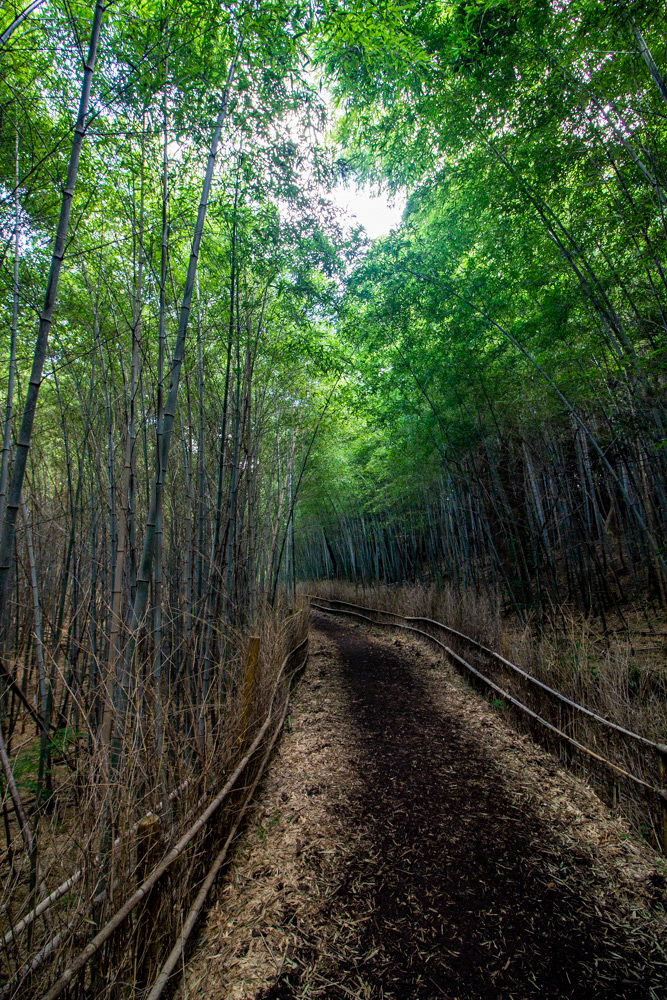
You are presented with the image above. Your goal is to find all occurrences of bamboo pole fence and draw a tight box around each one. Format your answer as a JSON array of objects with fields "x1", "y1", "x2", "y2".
[{"x1": 0, "y1": 625, "x2": 308, "y2": 1000}]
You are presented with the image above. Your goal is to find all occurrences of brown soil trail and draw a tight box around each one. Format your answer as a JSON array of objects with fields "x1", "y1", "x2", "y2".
[{"x1": 181, "y1": 615, "x2": 666, "y2": 1000}]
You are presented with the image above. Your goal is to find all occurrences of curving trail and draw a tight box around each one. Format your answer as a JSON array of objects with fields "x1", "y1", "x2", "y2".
[
  {"x1": 182, "y1": 614, "x2": 666, "y2": 1000},
  {"x1": 299, "y1": 615, "x2": 662, "y2": 999}
]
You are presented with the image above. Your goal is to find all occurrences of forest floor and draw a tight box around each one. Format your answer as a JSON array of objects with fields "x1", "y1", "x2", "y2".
[{"x1": 178, "y1": 612, "x2": 667, "y2": 1000}]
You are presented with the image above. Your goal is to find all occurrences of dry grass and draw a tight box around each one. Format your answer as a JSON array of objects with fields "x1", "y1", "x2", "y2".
[{"x1": 0, "y1": 597, "x2": 308, "y2": 999}]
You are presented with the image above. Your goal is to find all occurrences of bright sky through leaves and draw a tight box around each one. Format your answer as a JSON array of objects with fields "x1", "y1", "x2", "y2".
[{"x1": 331, "y1": 183, "x2": 405, "y2": 239}]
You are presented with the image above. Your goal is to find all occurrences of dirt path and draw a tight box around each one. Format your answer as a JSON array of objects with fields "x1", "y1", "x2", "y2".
[{"x1": 180, "y1": 614, "x2": 666, "y2": 1000}]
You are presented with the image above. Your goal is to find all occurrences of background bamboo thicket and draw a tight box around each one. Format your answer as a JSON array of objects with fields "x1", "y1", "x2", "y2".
[{"x1": 298, "y1": 416, "x2": 667, "y2": 624}]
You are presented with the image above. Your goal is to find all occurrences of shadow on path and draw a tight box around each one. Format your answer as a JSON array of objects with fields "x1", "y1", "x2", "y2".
[{"x1": 263, "y1": 614, "x2": 662, "y2": 1000}]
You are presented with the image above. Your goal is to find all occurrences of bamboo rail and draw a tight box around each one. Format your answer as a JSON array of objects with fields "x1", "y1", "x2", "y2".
[
  {"x1": 308, "y1": 596, "x2": 667, "y2": 853},
  {"x1": 2, "y1": 613, "x2": 310, "y2": 949},
  {"x1": 38, "y1": 633, "x2": 308, "y2": 1000},
  {"x1": 0, "y1": 628, "x2": 308, "y2": 1000},
  {"x1": 146, "y1": 692, "x2": 291, "y2": 1000}
]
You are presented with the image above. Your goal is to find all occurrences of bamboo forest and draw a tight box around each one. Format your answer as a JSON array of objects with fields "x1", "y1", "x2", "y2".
[{"x1": 0, "y1": 1, "x2": 666, "y2": 997}]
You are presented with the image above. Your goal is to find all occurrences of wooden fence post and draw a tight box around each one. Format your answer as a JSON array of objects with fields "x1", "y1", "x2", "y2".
[
  {"x1": 658, "y1": 745, "x2": 667, "y2": 856},
  {"x1": 241, "y1": 637, "x2": 260, "y2": 738},
  {"x1": 135, "y1": 813, "x2": 161, "y2": 989}
]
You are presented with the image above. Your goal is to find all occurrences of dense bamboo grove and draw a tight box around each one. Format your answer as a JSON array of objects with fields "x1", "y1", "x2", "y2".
[
  {"x1": 0, "y1": 1, "x2": 352, "y2": 993},
  {"x1": 1, "y1": 0, "x2": 667, "y2": 992},
  {"x1": 297, "y1": 0, "x2": 667, "y2": 627}
]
